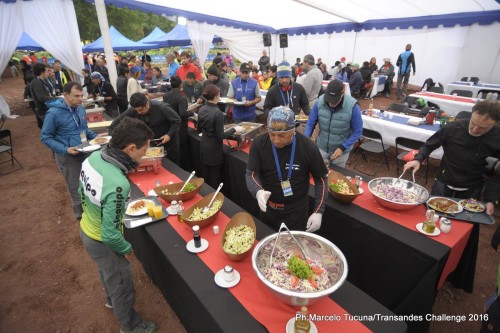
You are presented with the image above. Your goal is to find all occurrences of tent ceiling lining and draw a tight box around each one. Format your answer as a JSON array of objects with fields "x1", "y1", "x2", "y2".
[{"x1": 92, "y1": 0, "x2": 500, "y2": 34}]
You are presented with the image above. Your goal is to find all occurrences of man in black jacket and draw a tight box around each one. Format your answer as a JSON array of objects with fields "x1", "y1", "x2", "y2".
[
  {"x1": 263, "y1": 60, "x2": 310, "y2": 116},
  {"x1": 111, "y1": 93, "x2": 181, "y2": 167},
  {"x1": 30, "y1": 63, "x2": 57, "y2": 128},
  {"x1": 163, "y1": 76, "x2": 194, "y2": 170},
  {"x1": 404, "y1": 100, "x2": 500, "y2": 215}
]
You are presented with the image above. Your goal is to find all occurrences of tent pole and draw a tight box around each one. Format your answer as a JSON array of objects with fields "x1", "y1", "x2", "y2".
[
  {"x1": 95, "y1": 0, "x2": 118, "y2": 91},
  {"x1": 352, "y1": 31, "x2": 358, "y2": 64}
]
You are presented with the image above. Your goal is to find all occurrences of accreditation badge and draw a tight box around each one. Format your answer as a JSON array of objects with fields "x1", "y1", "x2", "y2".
[
  {"x1": 80, "y1": 131, "x2": 87, "y2": 143},
  {"x1": 281, "y1": 179, "x2": 293, "y2": 197}
]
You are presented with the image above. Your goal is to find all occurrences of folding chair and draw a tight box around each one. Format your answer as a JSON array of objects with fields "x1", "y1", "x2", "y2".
[
  {"x1": 0, "y1": 129, "x2": 23, "y2": 174},
  {"x1": 387, "y1": 103, "x2": 409, "y2": 114},
  {"x1": 395, "y1": 137, "x2": 428, "y2": 183},
  {"x1": 478, "y1": 89, "x2": 499, "y2": 100},
  {"x1": 450, "y1": 89, "x2": 473, "y2": 97},
  {"x1": 351, "y1": 128, "x2": 390, "y2": 176},
  {"x1": 428, "y1": 86, "x2": 444, "y2": 94},
  {"x1": 470, "y1": 77, "x2": 480, "y2": 84},
  {"x1": 0, "y1": 114, "x2": 5, "y2": 130}
]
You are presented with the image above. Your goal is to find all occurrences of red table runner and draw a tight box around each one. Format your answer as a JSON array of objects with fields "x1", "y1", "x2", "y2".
[
  {"x1": 414, "y1": 91, "x2": 476, "y2": 104},
  {"x1": 129, "y1": 168, "x2": 371, "y2": 333},
  {"x1": 325, "y1": 179, "x2": 473, "y2": 289}
]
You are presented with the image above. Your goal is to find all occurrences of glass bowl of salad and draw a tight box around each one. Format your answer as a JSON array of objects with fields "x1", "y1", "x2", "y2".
[
  {"x1": 327, "y1": 171, "x2": 360, "y2": 204},
  {"x1": 155, "y1": 177, "x2": 204, "y2": 202},
  {"x1": 367, "y1": 177, "x2": 429, "y2": 210},
  {"x1": 251, "y1": 231, "x2": 348, "y2": 306}
]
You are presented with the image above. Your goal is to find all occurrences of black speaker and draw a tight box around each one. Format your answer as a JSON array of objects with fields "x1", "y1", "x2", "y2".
[
  {"x1": 263, "y1": 33, "x2": 272, "y2": 47},
  {"x1": 279, "y1": 33, "x2": 288, "y2": 48}
]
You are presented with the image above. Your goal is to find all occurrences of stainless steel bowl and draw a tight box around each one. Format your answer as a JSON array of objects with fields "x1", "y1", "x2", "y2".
[
  {"x1": 367, "y1": 177, "x2": 429, "y2": 210},
  {"x1": 251, "y1": 231, "x2": 347, "y2": 306}
]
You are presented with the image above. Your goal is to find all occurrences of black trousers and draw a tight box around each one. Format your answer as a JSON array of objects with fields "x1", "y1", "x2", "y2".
[
  {"x1": 202, "y1": 163, "x2": 222, "y2": 190},
  {"x1": 431, "y1": 179, "x2": 483, "y2": 199}
]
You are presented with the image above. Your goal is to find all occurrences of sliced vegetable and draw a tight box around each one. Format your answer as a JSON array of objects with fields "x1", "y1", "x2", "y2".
[
  {"x1": 291, "y1": 275, "x2": 299, "y2": 288},
  {"x1": 288, "y1": 256, "x2": 314, "y2": 280}
]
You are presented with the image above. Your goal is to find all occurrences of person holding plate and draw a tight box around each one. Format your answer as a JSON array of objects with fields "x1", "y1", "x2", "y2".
[
  {"x1": 245, "y1": 106, "x2": 328, "y2": 232},
  {"x1": 41, "y1": 82, "x2": 97, "y2": 221},
  {"x1": 79, "y1": 117, "x2": 158, "y2": 333},
  {"x1": 227, "y1": 63, "x2": 262, "y2": 123},
  {"x1": 404, "y1": 99, "x2": 500, "y2": 215}
]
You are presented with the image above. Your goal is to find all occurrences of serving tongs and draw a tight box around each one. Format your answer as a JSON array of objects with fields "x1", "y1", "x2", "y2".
[
  {"x1": 396, "y1": 169, "x2": 416, "y2": 188},
  {"x1": 175, "y1": 171, "x2": 196, "y2": 195},
  {"x1": 201, "y1": 182, "x2": 223, "y2": 213},
  {"x1": 269, "y1": 223, "x2": 308, "y2": 267}
]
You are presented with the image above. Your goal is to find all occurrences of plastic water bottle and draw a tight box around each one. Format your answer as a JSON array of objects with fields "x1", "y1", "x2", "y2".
[
  {"x1": 486, "y1": 92, "x2": 493, "y2": 100},
  {"x1": 493, "y1": 92, "x2": 499, "y2": 101},
  {"x1": 368, "y1": 99, "x2": 373, "y2": 116}
]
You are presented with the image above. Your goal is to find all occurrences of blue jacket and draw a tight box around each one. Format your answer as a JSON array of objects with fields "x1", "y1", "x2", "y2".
[{"x1": 41, "y1": 98, "x2": 96, "y2": 155}]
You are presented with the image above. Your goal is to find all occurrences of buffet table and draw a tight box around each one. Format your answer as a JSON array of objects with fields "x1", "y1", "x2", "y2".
[
  {"x1": 125, "y1": 160, "x2": 406, "y2": 333},
  {"x1": 369, "y1": 75, "x2": 387, "y2": 98},
  {"x1": 445, "y1": 81, "x2": 500, "y2": 97},
  {"x1": 361, "y1": 112, "x2": 444, "y2": 159},
  {"x1": 186, "y1": 127, "x2": 479, "y2": 333},
  {"x1": 409, "y1": 91, "x2": 476, "y2": 116}
]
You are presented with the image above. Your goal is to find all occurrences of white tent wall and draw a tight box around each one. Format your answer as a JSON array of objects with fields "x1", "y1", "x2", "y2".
[
  {"x1": 282, "y1": 23, "x2": 500, "y2": 87},
  {"x1": 0, "y1": 0, "x2": 84, "y2": 83},
  {"x1": 0, "y1": 1, "x2": 24, "y2": 80}
]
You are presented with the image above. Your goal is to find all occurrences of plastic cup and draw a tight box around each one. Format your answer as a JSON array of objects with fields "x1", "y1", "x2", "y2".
[
  {"x1": 146, "y1": 202, "x2": 155, "y2": 217},
  {"x1": 388, "y1": 113, "x2": 394, "y2": 120},
  {"x1": 153, "y1": 205, "x2": 163, "y2": 219}
]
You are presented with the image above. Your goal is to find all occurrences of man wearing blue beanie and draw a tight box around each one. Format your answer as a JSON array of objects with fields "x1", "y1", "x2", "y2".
[{"x1": 263, "y1": 60, "x2": 310, "y2": 116}]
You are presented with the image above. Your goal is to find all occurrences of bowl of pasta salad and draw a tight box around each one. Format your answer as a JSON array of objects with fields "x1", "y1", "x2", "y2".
[
  {"x1": 221, "y1": 212, "x2": 256, "y2": 261},
  {"x1": 180, "y1": 191, "x2": 224, "y2": 228},
  {"x1": 327, "y1": 171, "x2": 360, "y2": 204}
]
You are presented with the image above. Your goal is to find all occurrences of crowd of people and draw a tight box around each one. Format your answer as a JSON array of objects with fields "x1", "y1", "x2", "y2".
[{"x1": 9, "y1": 43, "x2": 497, "y2": 333}]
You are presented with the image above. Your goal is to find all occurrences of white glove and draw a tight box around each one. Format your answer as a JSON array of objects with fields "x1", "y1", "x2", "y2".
[
  {"x1": 234, "y1": 126, "x2": 245, "y2": 133},
  {"x1": 96, "y1": 96, "x2": 105, "y2": 102},
  {"x1": 306, "y1": 213, "x2": 322, "y2": 232},
  {"x1": 256, "y1": 190, "x2": 271, "y2": 212}
]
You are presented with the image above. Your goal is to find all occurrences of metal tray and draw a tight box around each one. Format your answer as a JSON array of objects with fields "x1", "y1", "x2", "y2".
[
  {"x1": 124, "y1": 196, "x2": 168, "y2": 228},
  {"x1": 427, "y1": 199, "x2": 495, "y2": 225},
  {"x1": 224, "y1": 122, "x2": 263, "y2": 142}
]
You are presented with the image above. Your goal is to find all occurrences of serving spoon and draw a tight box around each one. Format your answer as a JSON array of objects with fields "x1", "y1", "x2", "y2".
[{"x1": 202, "y1": 183, "x2": 223, "y2": 213}]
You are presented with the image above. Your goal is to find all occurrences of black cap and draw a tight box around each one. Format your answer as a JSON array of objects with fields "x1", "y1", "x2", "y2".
[{"x1": 324, "y1": 80, "x2": 345, "y2": 105}]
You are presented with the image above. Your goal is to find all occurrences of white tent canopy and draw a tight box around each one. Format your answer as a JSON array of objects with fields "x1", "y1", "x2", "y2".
[
  {"x1": 98, "y1": 0, "x2": 500, "y2": 85},
  {"x1": 0, "y1": 0, "x2": 84, "y2": 81}
]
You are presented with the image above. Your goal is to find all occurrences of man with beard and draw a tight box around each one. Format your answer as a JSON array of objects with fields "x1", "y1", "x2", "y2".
[{"x1": 404, "y1": 100, "x2": 500, "y2": 215}]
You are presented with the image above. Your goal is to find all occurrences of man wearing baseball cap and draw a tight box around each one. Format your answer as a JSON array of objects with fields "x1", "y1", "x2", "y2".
[
  {"x1": 263, "y1": 60, "x2": 310, "y2": 116},
  {"x1": 305, "y1": 79, "x2": 363, "y2": 168},
  {"x1": 245, "y1": 106, "x2": 328, "y2": 232},
  {"x1": 227, "y1": 63, "x2": 262, "y2": 122}
]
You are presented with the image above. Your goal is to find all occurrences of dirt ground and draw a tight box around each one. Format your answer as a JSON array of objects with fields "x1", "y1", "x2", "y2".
[{"x1": 0, "y1": 72, "x2": 498, "y2": 333}]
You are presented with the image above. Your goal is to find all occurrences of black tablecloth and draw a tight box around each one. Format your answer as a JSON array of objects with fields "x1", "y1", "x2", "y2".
[
  {"x1": 186, "y1": 127, "x2": 478, "y2": 333},
  {"x1": 125, "y1": 160, "x2": 406, "y2": 333}
]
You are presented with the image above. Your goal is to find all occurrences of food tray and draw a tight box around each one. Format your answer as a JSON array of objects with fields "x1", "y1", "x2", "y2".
[
  {"x1": 427, "y1": 197, "x2": 494, "y2": 225},
  {"x1": 223, "y1": 122, "x2": 263, "y2": 148},
  {"x1": 133, "y1": 146, "x2": 165, "y2": 174},
  {"x1": 124, "y1": 196, "x2": 168, "y2": 228}
]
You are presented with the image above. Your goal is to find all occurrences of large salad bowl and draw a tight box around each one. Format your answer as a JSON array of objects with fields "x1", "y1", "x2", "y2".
[
  {"x1": 251, "y1": 231, "x2": 347, "y2": 306},
  {"x1": 367, "y1": 177, "x2": 429, "y2": 210}
]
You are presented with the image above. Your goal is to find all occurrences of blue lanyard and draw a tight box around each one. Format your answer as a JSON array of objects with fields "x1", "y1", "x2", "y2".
[
  {"x1": 70, "y1": 107, "x2": 81, "y2": 130},
  {"x1": 271, "y1": 135, "x2": 296, "y2": 181},
  {"x1": 278, "y1": 84, "x2": 293, "y2": 108},
  {"x1": 98, "y1": 81, "x2": 105, "y2": 96}
]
